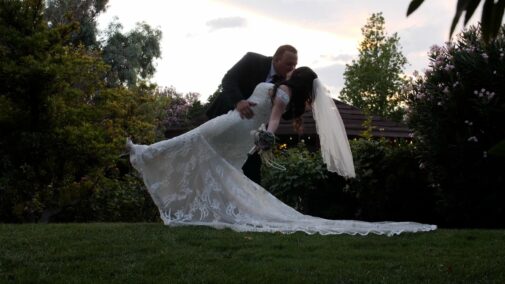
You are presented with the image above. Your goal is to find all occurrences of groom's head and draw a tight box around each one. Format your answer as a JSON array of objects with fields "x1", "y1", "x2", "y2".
[{"x1": 273, "y1": 45, "x2": 298, "y2": 78}]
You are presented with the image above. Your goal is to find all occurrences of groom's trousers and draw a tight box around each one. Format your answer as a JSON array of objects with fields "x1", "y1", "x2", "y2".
[{"x1": 242, "y1": 152, "x2": 262, "y2": 185}]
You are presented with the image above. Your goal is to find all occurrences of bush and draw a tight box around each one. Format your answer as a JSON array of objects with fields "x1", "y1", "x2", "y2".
[
  {"x1": 262, "y1": 139, "x2": 435, "y2": 223},
  {"x1": 261, "y1": 143, "x2": 329, "y2": 212},
  {"x1": 46, "y1": 159, "x2": 159, "y2": 223},
  {"x1": 344, "y1": 139, "x2": 436, "y2": 223},
  {"x1": 406, "y1": 25, "x2": 505, "y2": 227}
]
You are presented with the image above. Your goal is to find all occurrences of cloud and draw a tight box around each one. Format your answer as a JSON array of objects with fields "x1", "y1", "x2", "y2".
[
  {"x1": 320, "y1": 53, "x2": 354, "y2": 63},
  {"x1": 309, "y1": 53, "x2": 355, "y2": 68},
  {"x1": 217, "y1": 0, "x2": 423, "y2": 36},
  {"x1": 314, "y1": 63, "x2": 347, "y2": 97},
  {"x1": 206, "y1": 17, "x2": 247, "y2": 31}
]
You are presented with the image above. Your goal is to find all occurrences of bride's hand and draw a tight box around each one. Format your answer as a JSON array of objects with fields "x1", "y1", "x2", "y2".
[{"x1": 236, "y1": 100, "x2": 257, "y2": 119}]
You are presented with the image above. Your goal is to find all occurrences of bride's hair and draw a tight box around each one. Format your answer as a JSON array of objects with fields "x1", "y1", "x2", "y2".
[{"x1": 272, "y1": 66, "x2": 318, "y2": 132}]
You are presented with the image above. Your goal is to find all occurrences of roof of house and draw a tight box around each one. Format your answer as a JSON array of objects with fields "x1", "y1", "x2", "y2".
[
  {"x1": 276, "y1": 99, "x2": 412, "y2": 138},
  {"x1": 165, "y1": 100, "x2": 413, "y2": 139}
]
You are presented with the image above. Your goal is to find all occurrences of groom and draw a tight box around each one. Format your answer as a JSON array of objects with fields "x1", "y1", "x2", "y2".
[{"x1": 206, "y1": 45, "x2": 298, "y2": 184}]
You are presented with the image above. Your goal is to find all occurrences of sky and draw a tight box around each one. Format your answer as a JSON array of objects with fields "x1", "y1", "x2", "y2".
[{"x1": 97, "y1": 0, "x2": 480, "y2": 101}]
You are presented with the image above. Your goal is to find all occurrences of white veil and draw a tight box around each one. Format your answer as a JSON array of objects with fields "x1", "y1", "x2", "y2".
[{"x1": 312, "y1": 78, "x2": 356, "y2": 178}]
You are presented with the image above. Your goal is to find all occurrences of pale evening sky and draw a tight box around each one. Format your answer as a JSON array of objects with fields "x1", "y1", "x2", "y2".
[{"x1": 97, "y1": 0, "x2": 480, "y2": 101}]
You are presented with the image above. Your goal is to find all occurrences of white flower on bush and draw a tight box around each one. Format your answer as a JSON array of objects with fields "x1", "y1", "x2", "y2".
[
  {"x1": 446, "y1": 50, "x2": 454, "y2": 60},
  {"x1": 467, "y1": 136, "x2": 478, "y2": 142},
  {"x1": 482, "y1": 53, "x2": 489, "y2": 60},
  {"x1": 474, "y1": 88, "x2": 495, "y2": 101},
  {"x1": 429, "y1": 45, "x2": 442, "y2": 55},
  {"x1": 435, "y1": 56, "x2": 445, "y2": 67},
  {"x1": 444, "y1": 64, "x2": 455, "y2": 71}
]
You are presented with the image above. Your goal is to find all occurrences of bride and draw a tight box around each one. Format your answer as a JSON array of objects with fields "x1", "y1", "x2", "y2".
[{"x1": 128, "y1": 67, "x2": 436, "y2": 236}]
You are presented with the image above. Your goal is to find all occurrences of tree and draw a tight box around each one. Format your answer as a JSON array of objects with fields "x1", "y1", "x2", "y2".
[
  {"x1": 156, "y1": 88, "x2": 206, "y2": 131},
  {"x1": 102, "y1": 21, "x2": 162, "y2": 87},
  {"x1": 407, "y1": 0, "x2": 505, "y2": 43},
  {"x1": 45, "y1": 1, "x2": 162, "y2": 87},
  {"x1": 340, "y1": 13, "x2": 408, "y2": 122},
  {"x1": 0, "y1": 0, "x2": 162, "y2": 222},
  {"x1": 45, "y1": 0, "x2": 109, "y2": 49}
]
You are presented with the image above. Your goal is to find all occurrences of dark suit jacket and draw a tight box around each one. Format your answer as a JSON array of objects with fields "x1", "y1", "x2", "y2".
[{"x1": 206, "y1": 52, "x2": 272, "y2": 119}]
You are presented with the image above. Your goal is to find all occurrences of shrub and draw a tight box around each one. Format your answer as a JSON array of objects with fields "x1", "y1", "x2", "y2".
[
  {"x1": 262, "y1": 139, "x2": 435, "y2": 223},
  {"x1": 405, "y1": 25, "x2": 505, "y2": 227},
  {"x1": 344, "y1": 139, "x2": 436, "y2": 223},
  {"x1": 261, "y1": 143, "x2": 329, "y2": 212}
]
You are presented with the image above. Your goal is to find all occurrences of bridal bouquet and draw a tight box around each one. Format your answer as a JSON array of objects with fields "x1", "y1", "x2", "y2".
[
  {"x1": 253, "y1": 125, "x2": 275, "y2": 151},
  {"x1": 250, "y1": 124, "x2": 285, "y2": 171}
]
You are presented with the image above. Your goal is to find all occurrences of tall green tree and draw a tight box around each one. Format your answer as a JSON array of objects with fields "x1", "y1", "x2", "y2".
[
  {"x1": 44, "y1": 0, "x2": 162, "y2": 87},
  {"x1": 340, "y1": 12, "x2": 408, "y2": 122},
  {"x1": 45, "y1": 0, "x2": 109, "y2": 48},
  {"x1": 102, "y1": 21, "x2": 162, "y2": 87}
]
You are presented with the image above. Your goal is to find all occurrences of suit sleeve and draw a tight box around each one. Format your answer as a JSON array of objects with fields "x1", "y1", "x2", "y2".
[{"x1": 220, "y1": 52, "x2": 258, "y2": 107}]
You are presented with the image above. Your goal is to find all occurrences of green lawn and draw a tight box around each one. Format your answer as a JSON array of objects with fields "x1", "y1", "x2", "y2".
[{"x1": 1, "y1": 223, "x2": 504, "y2": 283}]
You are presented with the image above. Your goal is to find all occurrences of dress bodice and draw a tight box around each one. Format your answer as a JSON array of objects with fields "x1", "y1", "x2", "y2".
[
  {"x1": 247, "y1": 83, "x2": 290, "y2": 110},
  {"x1": 244, "y1": 82, "x2": 276, "y2": 120},
  {"x1": 196, "y1": 82, "x2": 277, "y2": 171}
]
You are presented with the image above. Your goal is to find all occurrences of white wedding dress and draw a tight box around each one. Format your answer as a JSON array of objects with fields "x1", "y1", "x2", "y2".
[{"x1": 129, "y1": 83, "x2": 436, "y2": 236}]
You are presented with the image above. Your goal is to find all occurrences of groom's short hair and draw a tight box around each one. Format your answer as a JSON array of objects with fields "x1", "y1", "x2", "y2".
[{"x1": 273, "y1": 45, "x2": 297, "y2": 59}]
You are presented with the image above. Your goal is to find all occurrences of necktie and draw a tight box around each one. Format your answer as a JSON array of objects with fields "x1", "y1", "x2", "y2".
[{"x1": 271, "y1": 74, "x2": 283, "y2": 84}]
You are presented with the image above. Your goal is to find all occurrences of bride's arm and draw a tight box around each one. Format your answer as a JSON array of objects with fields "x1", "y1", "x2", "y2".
[{"x1": 266, "y1": 85, "x2": 290, "y2": 133}]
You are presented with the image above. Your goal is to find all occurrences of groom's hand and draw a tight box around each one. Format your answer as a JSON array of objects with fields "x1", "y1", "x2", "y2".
[{"x1": 236, "y1": 100, "x2": 257, "y2": 119}]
